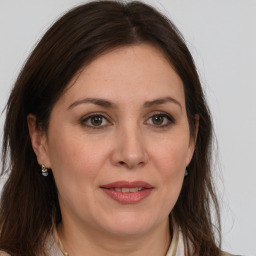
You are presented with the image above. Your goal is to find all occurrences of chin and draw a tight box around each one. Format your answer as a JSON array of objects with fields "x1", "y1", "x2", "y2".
[{"x1": 101, "y1": 212, "x2": 161, "y2": 237}]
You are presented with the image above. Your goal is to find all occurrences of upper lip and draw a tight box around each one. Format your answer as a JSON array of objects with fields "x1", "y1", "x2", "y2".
[{"x1": 100, "y1": 180, "x2": 153, "y2": 189}]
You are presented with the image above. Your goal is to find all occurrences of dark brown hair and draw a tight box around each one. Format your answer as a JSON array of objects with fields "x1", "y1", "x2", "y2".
[{"x1": 1, "y1": 1, "x2": 221, "y2": 255}]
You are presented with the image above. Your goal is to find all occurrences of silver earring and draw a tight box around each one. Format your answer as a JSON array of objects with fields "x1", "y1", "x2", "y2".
[
  {"x1": 184, "y1": 168, "x2": 188, "y2": 177},
  {"x1": 41, "y1": 165, "x2": 48, "y2": 176}
]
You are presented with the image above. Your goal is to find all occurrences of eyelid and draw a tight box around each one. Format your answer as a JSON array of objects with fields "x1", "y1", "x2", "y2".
[
  {"x1": 80, "y1": 111, "x2": 174, "y2": 129},
  {"x1": 80, "y1": 112, "x2": 113, "y2": 129},
  {"x1": 144, "y1": 110, "x2": 174, "y2": 120},
  {"x1": 144, "y1": 111, "x2": 175, "y2": 127}
]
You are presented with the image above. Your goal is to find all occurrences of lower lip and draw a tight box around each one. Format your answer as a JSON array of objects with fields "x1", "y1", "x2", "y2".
[{"x1": 101, "y1": 188, "x2": 153, "y2": 204}]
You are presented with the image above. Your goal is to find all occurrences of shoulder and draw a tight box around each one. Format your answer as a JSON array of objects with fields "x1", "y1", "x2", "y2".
[{"x1": 0, "y1": 251, "x2": 11, "y2": 256}]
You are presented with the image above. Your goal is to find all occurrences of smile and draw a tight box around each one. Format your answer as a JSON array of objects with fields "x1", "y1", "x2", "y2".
[
  {"x1": 109, "y1": 187, "x2": 143, "y2": 192},
  {"x1": 101, "y1": 181, "x2": 154, "y2": 204}
]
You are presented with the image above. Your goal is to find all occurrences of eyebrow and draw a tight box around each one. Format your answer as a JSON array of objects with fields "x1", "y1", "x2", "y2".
[
  {"x1": 67, "y1": 96, "x2": 182, "y2": 110},
  {"x1": 68, "y1": 98, "x2": 117, "y2": 110},
  {"x1": 143, "y1": 96, "x2": 182, "y2": 110}
]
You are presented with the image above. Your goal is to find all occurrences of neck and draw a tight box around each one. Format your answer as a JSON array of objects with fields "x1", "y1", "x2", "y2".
[{"x1": 57, "y1": 218, "x2": 171, "y2": 256}]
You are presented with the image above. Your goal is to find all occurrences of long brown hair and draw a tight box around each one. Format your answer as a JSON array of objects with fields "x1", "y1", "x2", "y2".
[{"x1": 1, "y1": 1, "x2": 221, "y2": 255}]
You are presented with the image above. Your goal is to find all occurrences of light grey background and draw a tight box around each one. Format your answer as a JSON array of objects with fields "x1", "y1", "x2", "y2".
[{"x1": 0, "y1": 1, "x2": 255, "y2": 255}]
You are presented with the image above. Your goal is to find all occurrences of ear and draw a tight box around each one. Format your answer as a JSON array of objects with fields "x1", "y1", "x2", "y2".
[
  {"x1": 27, "y1": 114, "x2": 51, "y2": 168},
  {"x1": 186, "y1": 114, "x2": 199, "y2": 166}
]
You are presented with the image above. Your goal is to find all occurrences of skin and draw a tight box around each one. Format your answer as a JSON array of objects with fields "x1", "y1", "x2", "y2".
[{"x1": 28, "y1": 43, "x2": 198, "y2": 256}]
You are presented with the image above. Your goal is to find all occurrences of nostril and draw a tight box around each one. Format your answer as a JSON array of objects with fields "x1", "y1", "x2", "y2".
[
  {"x1": 118, "y1": 160, "x2": 144, "y2": 168},
  {"x1": 138, "y1": 161, "x2": 144, "y2": 167}
]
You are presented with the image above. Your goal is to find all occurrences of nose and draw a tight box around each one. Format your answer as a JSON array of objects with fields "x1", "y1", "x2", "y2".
[{"x1": 110, "y1": 125, "x2": 148, "y2": 169}]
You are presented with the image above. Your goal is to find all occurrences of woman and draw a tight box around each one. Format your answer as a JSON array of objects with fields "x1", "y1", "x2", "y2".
[{"x1": 0, "y1": 1, "x2": 238, "y2": 255}]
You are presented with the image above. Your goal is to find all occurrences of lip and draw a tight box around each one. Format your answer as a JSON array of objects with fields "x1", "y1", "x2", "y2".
[
  {"x1": 101, "y1": 180, "x2": 153, "y2": 189},
  {"x1": 100, "y1": 180, "x2": 154, "y2": 204}
]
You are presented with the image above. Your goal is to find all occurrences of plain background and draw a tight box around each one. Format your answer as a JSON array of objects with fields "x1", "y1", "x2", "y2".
[{"x1": 0, "y1": 1, "x2": 255, "y2": 255}]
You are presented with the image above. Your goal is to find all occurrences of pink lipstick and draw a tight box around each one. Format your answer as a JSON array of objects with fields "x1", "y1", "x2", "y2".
[{"x1": 100, "y1": 181, "x2": 154, "y2": 204}]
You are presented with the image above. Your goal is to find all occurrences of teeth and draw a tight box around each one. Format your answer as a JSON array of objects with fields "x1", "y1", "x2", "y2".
[
  {"x1": 129, "y1": 187, "x2": 140, "y2": 192},
  {"x1": 113, "y1": 187, "x2": 143, "y2": 193}
]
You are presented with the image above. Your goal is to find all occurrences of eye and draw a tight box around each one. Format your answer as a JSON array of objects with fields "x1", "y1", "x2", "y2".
[
  {"x1": 81, "y1": 114, "x2": 111, "y2": 129},
  {"x1": 146, "y1": 113, "x2": 174, "y2": 128}
]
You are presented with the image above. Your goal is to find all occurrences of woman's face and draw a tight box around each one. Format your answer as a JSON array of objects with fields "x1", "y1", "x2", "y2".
[{"x1": 31, "y1": 44, "x2": 196, "y2": 237}]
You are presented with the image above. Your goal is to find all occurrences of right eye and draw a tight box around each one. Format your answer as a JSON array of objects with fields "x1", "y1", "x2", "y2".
[{"x1": 81, "y1": 114, "x2": 111, "y2": 129}]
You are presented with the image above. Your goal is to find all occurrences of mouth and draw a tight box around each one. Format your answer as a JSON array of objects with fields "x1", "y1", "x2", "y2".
[
  {"x1": 100, "y1": 181, "x2": 154, "y2": 204},
  {"x1": 107, "y1": 187, "x2": 144, "y2": 193}
]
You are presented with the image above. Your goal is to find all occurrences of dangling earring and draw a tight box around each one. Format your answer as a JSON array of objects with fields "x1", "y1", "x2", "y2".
[
  {"x1": 41, "y1": 165, "x2": 48, "y2": 176},
  {"x1": 184, "y1": 168, "x2": 188, "y2": 177}
]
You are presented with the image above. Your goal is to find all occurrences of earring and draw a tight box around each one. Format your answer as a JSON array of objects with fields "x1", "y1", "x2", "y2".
[
  {"x1": 41, "y1": 165, "x2": 48, "y2": 176},
  {"x1": 184, "y1": 168, "x2": 188, "y2": 177}
]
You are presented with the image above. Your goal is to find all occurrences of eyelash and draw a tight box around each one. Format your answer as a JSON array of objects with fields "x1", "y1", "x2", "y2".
[
  {"x1": 145, "y1": 112, "x2": 175, "y2": 128},
  {"x1": 80, "y1": 112, "x2": 111, "y2": 130},
  {"x1": 80, "y1": 112, "x2": 175, "y2": 130}
]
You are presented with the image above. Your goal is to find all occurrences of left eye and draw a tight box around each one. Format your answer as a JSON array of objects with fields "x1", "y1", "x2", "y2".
[
  {"x1": 146, "y1": 113, "x2": 173, "y2": 127},
  {"x1": 81, "y1": 114, "x2": 110, "y2": 128}
]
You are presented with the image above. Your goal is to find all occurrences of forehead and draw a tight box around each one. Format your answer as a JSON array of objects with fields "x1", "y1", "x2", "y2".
[{"x1": 60, "y1": 43, "x2": 185, "y2": 107}]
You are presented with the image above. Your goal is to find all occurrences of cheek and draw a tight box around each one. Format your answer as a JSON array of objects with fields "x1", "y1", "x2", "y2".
[
  {"x1": 47, "y1": 131, "x2": 110, "y2": 214},
  {"x1": 150, "y1": 136, "x2": 189, "y2": 176},
  {"x1": 148, "y1": 134, "x2": 189, "y2": 205},
  {"x1": 47, "y1": 128, "x2": 110, "y2": 184}
]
